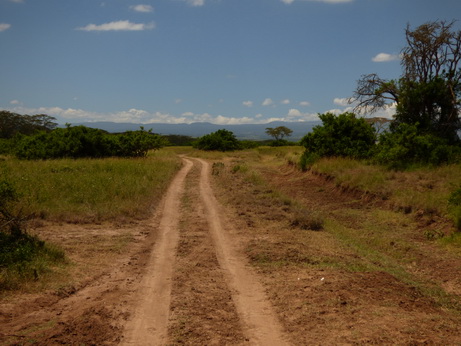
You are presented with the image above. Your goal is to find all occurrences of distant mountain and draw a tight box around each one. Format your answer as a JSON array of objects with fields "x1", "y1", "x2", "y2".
[{"x1": 66, "y1": 121, "x2": 320, "y2": 141}]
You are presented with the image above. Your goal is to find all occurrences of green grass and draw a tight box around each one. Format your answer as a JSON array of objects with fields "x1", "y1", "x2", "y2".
[
  {"x1": 0, "y1": 149, "x2": 181, "y2": 223},
  {"x1": 312, "y1": 156, "x2": 461, "y2": 221},
  {"x1": 0, "y1": 149, "x2": 182, "y2": 292}
]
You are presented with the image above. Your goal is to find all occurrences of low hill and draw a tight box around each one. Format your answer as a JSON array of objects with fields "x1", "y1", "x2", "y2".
[{"x1": 66, "y1": 121, "x2": 320, "y2": 141}]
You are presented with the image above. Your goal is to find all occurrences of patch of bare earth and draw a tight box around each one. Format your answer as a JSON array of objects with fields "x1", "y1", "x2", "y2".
[
  {"x1": 211, "y1": 159, "x2": 461, "y2": 344},
  {"x1": 168, "y1": 161, "x2": 246, "y2": 345}
]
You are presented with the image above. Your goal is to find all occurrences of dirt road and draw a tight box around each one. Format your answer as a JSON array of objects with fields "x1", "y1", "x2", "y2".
[{"x1": 123, "y1": 157, "x2": 288, "y2": 345}]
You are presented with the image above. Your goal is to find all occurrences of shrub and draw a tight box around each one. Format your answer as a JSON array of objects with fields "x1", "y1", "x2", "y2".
[
  {"x1": 373, "y1": 123, "x2": 461, "y2": 169},
  {"x1": 14, "y1": 126, "x2": 166, "y2": 159},
  {"x1": 0, "y1": 179, "x2": 65, "y2": 289},
  {"x1": 193, "y1": 129, "x2": 242, "y2": 151},
  {"x1": 300, "y1": 112, "x2": 376, "y2": 161}
]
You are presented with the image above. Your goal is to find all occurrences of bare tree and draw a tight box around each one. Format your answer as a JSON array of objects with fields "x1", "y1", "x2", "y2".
[
  {"x1": 349, "y1": 20, "x2": 461, "y2": 142},
  {"x1": 349, "y1": 74, "x2": 399, "y2": 114},
  {"x1": 350, "y1": 20, "x2": 461, "y2": 117}
]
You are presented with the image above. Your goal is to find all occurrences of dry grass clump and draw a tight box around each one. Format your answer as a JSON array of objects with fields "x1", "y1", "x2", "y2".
[{"x1": 290, "y1": 207, "x2": 324, "y2": 231}]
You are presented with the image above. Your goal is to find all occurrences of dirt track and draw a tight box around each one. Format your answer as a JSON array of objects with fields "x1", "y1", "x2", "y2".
[
  {"x1": 2, "y1": 155, "x2": 461, "y2": 344},
  {"x1": 123, "y1": 158, "x2": 287, "y2": 345}
]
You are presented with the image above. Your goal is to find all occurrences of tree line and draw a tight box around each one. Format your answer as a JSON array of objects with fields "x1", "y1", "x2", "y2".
[{"x1": 0, "y1": 111, "x2": 166, "y2": 159}]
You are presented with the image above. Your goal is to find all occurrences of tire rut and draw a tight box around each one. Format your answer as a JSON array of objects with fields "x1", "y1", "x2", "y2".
[
  {"x1": 122, "y1": 158, "x2": 193, "y2": 345},
  {"x1": 122, "y1": 157, "x2": 288, "y2": 345}
]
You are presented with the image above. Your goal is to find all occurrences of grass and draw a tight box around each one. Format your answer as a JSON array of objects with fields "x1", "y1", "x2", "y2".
[
  {"x1": 206, "y1": 147, "x2": 461, "y2": 313},
  {"x1": 0, "y1": 148, "x2": 182, "y2": 292},
  {"x1": 312, "y1": 156, "x2": 461, "y2": 222},
  {"x1": 0, "y1": 149, "x2": 182, "y2": 223}
]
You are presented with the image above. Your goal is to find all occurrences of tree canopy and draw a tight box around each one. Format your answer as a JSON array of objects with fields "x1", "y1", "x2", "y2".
[
  {"x1": 0, "y1": 111, "x2": 57, "y2": 139},
  {"x1": 193, "y1": 129, "x2": 241, "y2": 151},
  {"x1": 350, "y1": 20, "x2": 461, "y2": 143}
]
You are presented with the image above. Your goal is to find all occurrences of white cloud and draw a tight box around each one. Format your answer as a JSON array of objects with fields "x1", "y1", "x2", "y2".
[
  {"x1": 281, "y1": 99, "x2": 290, "y2": 105},
  {"x1": 372, "y1": 53, "x2": 400, "y2": 62},
  {"x1": 77, "y1": 20, "x2": 155, "y2": 32},
  {"x1": 243, "y1": 101, "x2": 253, "y2": 107},
  {"x1": 281, "y1": 0, "x2": 295, "y2": 4},
  {"x1": 333, "y1": 97, "x2": 350, "y2": 106},
  {"x1": 262, "y1": 98, "x2": 274, "y2": 106},
  {"x1": 286, "y1": 108, "x2": 319, "y2": 121},
  {"x1": 0, "y1": 23, "x2": 11, "y2": 32},
  {"x1": 9, "y1": 0, "x2": 24, "y2": 3},
  {"x1": 183, "y1": 0, "x2": 205, "y2": 6},
  {"x1": 130, "y1": 4, "x2": 154, "y2": 13},
  {"x1": 299, "y1": 101, "x2": 310, "y2": 106},
  {"x1": 10, "y1": 100, "x2": 20, "y2": 105},
  {"x1": 5, "y1": 104, "x2": 324, "y2": 126},
  {"x1": 287, "y1": 109, "x2": 302, "y2": 117}
]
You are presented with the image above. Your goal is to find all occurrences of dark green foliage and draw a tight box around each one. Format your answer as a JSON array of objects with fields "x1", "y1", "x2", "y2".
[
  {"x1": 115, "y1": 129, "x2": 168, "y2": 157},
  {"x1": 0, "y1": 179, "x2": 65, "y2": 289},
  {"x1": 193, "y1": 129, "x2": 242, "y2": 151},
  {"x1": 352, "y1": 21, "x2": 461, "y2": 144},
  {"x1": 374, "y1": 123, "x2": 460, "y2": 169},
  {"x1": 239, "y1": 140, "x2": 260, "y2": 149},
  {"x1": 299, "y1": 151, "x2": 320, "y2": 171},
  {"x1": 265, "y1": 126, "x2": 293, "y2": 146},
  {"x1": 15, "y1": 126, "x2": 166, "y2": 159},
  {"x1": 163, "y1": 134, "x2": 196, "y2": 146},
  {"x1": 0, "y1": 111, "x2": 57, "y2": 139},
  {"x1": 300, "y1": 112, "x2": 376, "y2": 160},
  {"x1": 394, "y1": 77, "x2": 461, "y2": 144}
]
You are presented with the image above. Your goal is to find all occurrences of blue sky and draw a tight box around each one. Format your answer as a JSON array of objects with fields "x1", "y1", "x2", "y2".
[{"x1": 1, "y1": 0, "x2": 460, "y2": 125}]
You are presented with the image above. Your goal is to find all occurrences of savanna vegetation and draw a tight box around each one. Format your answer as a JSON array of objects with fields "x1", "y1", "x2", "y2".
[
  {"x1": 301, "y1": 20, "x2": 461, "y2": 170},
  {"x1": 1, "y1": 20, "x2": 461, "y2": 298}
]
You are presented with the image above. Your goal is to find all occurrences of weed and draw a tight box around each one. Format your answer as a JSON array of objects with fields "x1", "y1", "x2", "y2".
[
  {"x1": 211, "y1": 162, "x2": 225, "y2": 175},
  {"x1": 290, "y1": 208, "x2": 324, "y2": 231}
]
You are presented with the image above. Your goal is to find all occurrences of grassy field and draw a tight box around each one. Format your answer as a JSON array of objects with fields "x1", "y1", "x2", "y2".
[
  {"x1": 1, "y1": 149, "x2": 182, "y2": 223},
  {"x1": 0, "y1": 149, "x2": 181, "y2": 290},
  {"x1": 2, "y1": 145, "x2": 461, "y2": 293}
]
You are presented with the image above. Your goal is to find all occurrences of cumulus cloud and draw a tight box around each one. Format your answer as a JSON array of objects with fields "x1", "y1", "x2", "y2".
[
  {"x1": 299, "y1": 101, "x2": 310, "y2": 106},
  {"x1": 130, "y1": 4, "x2": 154, "y2": 13},
  {"x1": 281, "y1": 99, "x2": 290, "y2": 105},
  {"x1": 286, "y1": 108, "x2": 319, "y2": 121},
  {"x1": 10, "y1": 100, "x2": 20, "y2": 105},
  {"x1": 77, "y1": 20, "x2": 155, "y2": 32},
  {"x1": 281, "y1": 0, "x2": 295, "y2": 4},
  {"x1": 262, "y1": 98, "x2": 274, "y2": 106},
  {"x1": 333, "y1": 97, "x2": 350, "y2": 106},
  {"x1": 5, "y1": 104, "x2": 325, "y2": 126},
  {"x1": 243, "y1": 100, "x2": 253, "y2": 107},
  {"x1": 372, "y1": 52, "x2": 400, "y2": 62},
  {"x1": 0, "y1": 23, "x2": 11, "y2": 32}
]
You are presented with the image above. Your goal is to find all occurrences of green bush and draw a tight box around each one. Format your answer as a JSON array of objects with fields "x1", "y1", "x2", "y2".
[
  {"x1": 374, "y1": 123, "x2": 461, "y2": 169},
  {"x1": 300, "y1": 112, "x2": 376, "y2": 161},
  {"x1": 0, "y1": 179, "x2": 65, "y2": 289},
  {"x1": 193, "y1": 129, "x2": 242, "y2": 151},
  {"x1": 14, "y1": 126, "x2": 166, "y2": 159}
]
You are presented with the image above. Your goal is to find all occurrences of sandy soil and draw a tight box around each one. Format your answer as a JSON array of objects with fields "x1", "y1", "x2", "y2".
[{"x1": 1, "y1": 156, "x2": 461, "y2": 345}]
